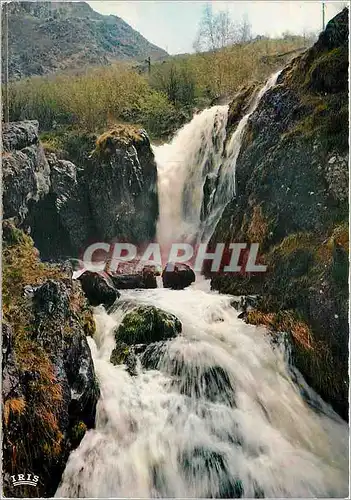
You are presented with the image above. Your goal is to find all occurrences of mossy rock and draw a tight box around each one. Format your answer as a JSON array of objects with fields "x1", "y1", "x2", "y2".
[
  {"x1": 94, "y1": 124, "x2": 144, "y2": 158},
  {"x1": 69, "y1": 420, "x2": 87, "y2": 448},
  {"x1": 110, "y1": 342, "x2": 131, "y2": 365},
  {"x1": 115, "y1": 306, "x2": 182, "y2": 345},
  {"x1": 305, "y1": 46, "x2": 348, "y2": 94}
]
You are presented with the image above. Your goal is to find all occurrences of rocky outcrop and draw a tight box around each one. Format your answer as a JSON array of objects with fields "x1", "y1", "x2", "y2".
[
  {"x1": 208, "y1": 9, "x2": 349, "y2": 419},
  {"x1": 78, "y1": 271, "x2": 120, "y2": 308},
  {"x1": 2, "y1": 221, "x2": 99, "y2": 497},
  {"x1": 2, "y1": 120, "x2": 50, "y2": 222},
  {"x1": 162, "y1": 263, "x2": 196, "y2": 290},
  {"x1": 3, "y1": 123, "x2": 159, "y2": 260}
]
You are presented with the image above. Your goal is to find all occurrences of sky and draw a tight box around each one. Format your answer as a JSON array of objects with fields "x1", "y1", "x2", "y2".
[{"x1": 87, "y1": 1, "x2": 347, "y2": 54}]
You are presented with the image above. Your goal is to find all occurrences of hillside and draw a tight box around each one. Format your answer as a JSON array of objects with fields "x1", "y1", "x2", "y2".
[
  {"x1": 208, "y1": 8, "x2": 349, "y2": 419},
  {"x1": 2, "y1": 1, "x2": 168, "y2": 80}
]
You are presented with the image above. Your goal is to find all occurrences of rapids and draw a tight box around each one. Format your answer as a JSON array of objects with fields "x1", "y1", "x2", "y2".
[
  {"x1": 56, "y1": 72, "x2": 348, "y2": 498},
  {"x1": 56, "y1": 283, "x2": 348, "y2": 498}
]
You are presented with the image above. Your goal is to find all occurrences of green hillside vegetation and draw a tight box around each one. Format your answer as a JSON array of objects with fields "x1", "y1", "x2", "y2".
[{"x1": 8, "y1": 36, "x2": 309, "y2": 143}]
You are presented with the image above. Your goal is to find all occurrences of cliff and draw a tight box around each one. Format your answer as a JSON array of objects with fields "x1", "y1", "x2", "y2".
[
  {"x1": 3, "y1": 121, "x2": 159, "y2": 260},
  {"x1": 208, "y1": 9, "x2": 349, "y2": 419}
]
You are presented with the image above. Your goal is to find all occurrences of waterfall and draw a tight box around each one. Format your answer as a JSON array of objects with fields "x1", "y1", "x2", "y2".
[
  {"x1": 56, "y1": 286, "x2": 348, "y2": 498},
  {"x1": 154, "y1": 71, "x2": 280, "y2": 248},
  {"x1": 56, "y1": 74, "x2": 348, "y2": 498}
]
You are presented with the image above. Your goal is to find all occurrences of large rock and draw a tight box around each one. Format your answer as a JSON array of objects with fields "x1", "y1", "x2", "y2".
[
  {"x1": 2, "y1": 120, "x2": 51, "y2": 222},
  {"x1": 3, "y1": 124, "x2": 159, "y2": 261},
  {"x1": 86, "y1": 126, "x2": 159, "y2": 244},
  {"x1": 162, "y1": 262, "x2": 195, "y2": 290},
  {"x1": 78, "y1": 271, "x2": 120, "y2": 308},
  {"x1": 115, "y1": 305, "x2": 182, "y2": 345},
  {"x1": 2, "y1": 227, "x2": 99, "y2": 497},
  {"x1": 109, "y1": 266, "x2": 158, "y2": 290},
  {"x1": 208, "y1": 9, "x2": 349, "y2": 419}
]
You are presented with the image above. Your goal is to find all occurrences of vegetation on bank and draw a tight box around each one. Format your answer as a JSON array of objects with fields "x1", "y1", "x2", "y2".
[
  {"x1": 8, "y1": 36, "x2": 308, "y2": 142},
  {"x1": 209, "y1": 8, "x2": 349, "y2": 419},
  {"x1": 2, "y1": 221, "x2": 96, "y2": 496}
]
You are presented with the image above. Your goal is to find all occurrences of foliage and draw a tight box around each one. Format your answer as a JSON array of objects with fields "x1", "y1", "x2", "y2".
[{"x1": 8, "y1": 36, "x2": 308, "y2": 140}]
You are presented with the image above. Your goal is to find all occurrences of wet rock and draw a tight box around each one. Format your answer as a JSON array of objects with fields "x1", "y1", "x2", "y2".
[
  {"x1": 174, "y1": 364, "x2": 235, "y2": 406},
  {"x1": 162, "y1": 262, "x2": 195, "y2": 290},
  {"x1": 142, "y1": 265, "x2": 158, "y2": 288},
  {"x1": 110, "y1": 343, "x2": 138, "y2": 376},
  {"x1": 140, "y1": 341, "x2": 168, "y2": 370},
  {"x1": 208, "y1": 10, "x2": 349, "y2": 418},
  {"x1": 78, "y1": 271, "x2": 119, "y2": 308},
  {"x1": 109, "y1": 266, "x2": 158, "y2": 290},
  {"x1": 115, "y1": 306, "x2": 182, "y2": 345}
]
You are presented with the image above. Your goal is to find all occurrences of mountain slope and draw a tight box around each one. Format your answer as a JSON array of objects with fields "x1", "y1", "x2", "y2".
[
  {"x1": 3, "y1": 1, "x2": 168, "y2": 80},
  {"x1": 208, "y1": 8, "x2": 349, "y2": 419}
]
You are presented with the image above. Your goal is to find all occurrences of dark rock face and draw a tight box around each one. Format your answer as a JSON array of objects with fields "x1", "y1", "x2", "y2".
[
  {"x1": 2, "y1": 274, "x2": 99, "y2": 497},
  {"x1": 3, "y1": 123, "x2": 159, "y2": 261},
  {"x1": 2, "y1": 120, "x2": 50, "y2": 222},
  {"x1": 162, "y1": 263, "x2": 196, "y2": 290},
  {"x1": 87, "y1": 127, "x2": 159, "y2": 246},
  {"x1": 109, "y1": 266, "x2": 158, "y2": 290},
  {"x1": 115, "y1": 305, "x2": 182, "y2": 345},
  {"x1": 208, "y1": 9, "x2": 349, "y2": 419},
  {"x1": 32, "y1": 279, "x2": 99, "y2": 429},
  {"x1": 78, "y1": 271, "x2": 120, "y2": 308}
]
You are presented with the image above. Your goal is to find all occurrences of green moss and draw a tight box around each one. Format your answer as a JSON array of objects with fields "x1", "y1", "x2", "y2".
[
  {"x1": 110, "y1": 342, "x2": 131, "y2": 365},
  {"x1": 70, "y1": 421, "x2": 87, "y2": 448},
  {"x1": 304, "y1": 46, "x2": 348, "y2": 93},
  {"x1": 115, "y1": 306, "x2": 182, "y2": 345},
  {"x1": 93, "y1": 124, "x2": 143, "y2": 158}
]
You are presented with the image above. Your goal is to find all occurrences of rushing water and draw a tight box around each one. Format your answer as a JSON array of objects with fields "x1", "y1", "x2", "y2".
[
  {"x1": 154, "y1": 71, "x2": 280, "y2": 247},
  {"x1": 57, "y1": 284, "x2": 348, "y2": 498},
  {"x1": 57, "y1": 73, "x2": 349, "y2": 498}
]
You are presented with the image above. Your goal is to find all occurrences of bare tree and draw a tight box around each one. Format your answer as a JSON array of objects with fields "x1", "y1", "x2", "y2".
[
  {"x1": 237, "y1": 14, "x2": 252, "y2": 43},
  {"x1": 194, "y1": 5, "x2": 252, "y2": 52}
]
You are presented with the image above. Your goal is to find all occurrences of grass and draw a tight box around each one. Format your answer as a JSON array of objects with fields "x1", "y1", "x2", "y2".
[
  {"x1": 7, "y1": 36, "x2": 308, "y2": 141},
  {"x1": 2, "y1": 221, "x2": 95, "y2": 486}
]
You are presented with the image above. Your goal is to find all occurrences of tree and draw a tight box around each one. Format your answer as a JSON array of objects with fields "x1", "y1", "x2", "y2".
[
  {"x1": 194, "y1": 5, "x2": 252, "y2": 52},
  {"x1": 237, "y1": 14, "x2": 252, "y2": 43}
]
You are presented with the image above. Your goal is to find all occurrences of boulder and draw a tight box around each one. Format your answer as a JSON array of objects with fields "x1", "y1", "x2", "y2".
[
  {"x1": 2, "y1": 120, "x2": 51, "y2": 222},
  {"x1": 78, "y1": 271, "x2": 119, "y2": 308},
  {"x1": 115, "y1": 305, "x2": 182, "y2": 345},
  {"x1": 162, "y1": 262, "x2": 195, "y2": 290},
  {"x1": 109, "y1": 266, "x2": 158, "y2": 290},
  {"x1": 110, "y1": 342, "x2": 138, "y2": 376}
]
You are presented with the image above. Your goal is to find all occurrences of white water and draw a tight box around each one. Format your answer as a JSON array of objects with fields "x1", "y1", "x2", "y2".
[
  {"x1": 57, "y1": 284, "x2": 348, "y2": 498},
  {"x1": 57, "y1": 74, "x2": 348, "y2": 498},
  {"x1": 154, "y1": 71, "x2": 280, "y2": 248}
]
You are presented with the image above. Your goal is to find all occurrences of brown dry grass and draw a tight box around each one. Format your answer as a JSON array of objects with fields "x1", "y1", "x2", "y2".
[{"x1": 247, "y1": 205, "x2": 269, "y2": 244}]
